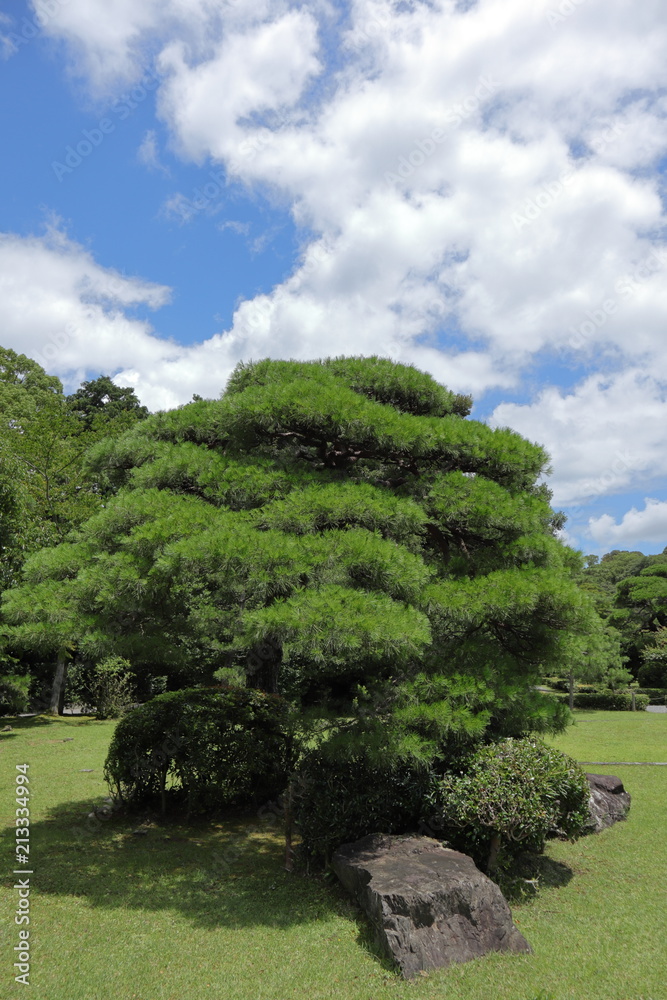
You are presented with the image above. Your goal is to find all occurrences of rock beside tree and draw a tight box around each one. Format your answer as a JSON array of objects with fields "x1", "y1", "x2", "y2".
[{"x1": 332, "y1": 834, "x2": 531, "y2": 978}]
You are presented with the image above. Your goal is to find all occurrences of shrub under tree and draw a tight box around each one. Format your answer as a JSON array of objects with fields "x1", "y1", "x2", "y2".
[
  {"x1": 104, "y1": 686, "x2": 297, "y2": 816},
  {"x1": 425, "y1": 737, "x2": 591, "y2": 872}
]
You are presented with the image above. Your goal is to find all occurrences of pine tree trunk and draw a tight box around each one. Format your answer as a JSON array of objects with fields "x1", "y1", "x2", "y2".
[
  {"x1": 284, "y1": 781, "x2": 294, "y2": 872},
  {"x1": 486, "y1": 833, "x2": 502, "y2": 873},
  {"x1": 249, "y1": 640, "x2": 283, "y2": 693},
  {"x1": 568, "y1": 670, "x2": 574, "y2": 711},
  {"x1": 49, "y1": 656, "x2": 68, "y2": 716}
]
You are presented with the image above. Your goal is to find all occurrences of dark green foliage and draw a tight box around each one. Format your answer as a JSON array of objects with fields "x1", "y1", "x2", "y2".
[
  {"x1": 582, "y1": 548, "x2": 667, "y2": 672},
  {"x1": 426, "y1": 737, "x2": 590, "y2": 870},
  {"x1": 3, "y1": 355, "x2": 606, "y2": 738},
  {"x1": 552, "y1": 691, "x2": 650, "y2": 710},
  {"x1": 636, "y1": 687, "x2": 667, "y2": 705},
  {"x1": 637, "y1": 626, "x2": 667, "y2": 687},
  {"x1": 66, "y1": 376, "x2": 149, "y2": 430},
  {"x1": 83, "y1": 656, "x2": 136, "y2": 719},
  {"x1": 0, "y1": 673, "x2": 30, "y2": 715},
  {"x1": 637, "y1": 662, "x2": 667, "y2": 687},
  {"x1": 104, "y1": 686, "x2": 297, "y2": 815},
  {"x1": 292, "y1": 732, "x2": 436, "y2": 862},
  {"x1": 542, "y1": 677, "x2": 598, "y2": 693}
]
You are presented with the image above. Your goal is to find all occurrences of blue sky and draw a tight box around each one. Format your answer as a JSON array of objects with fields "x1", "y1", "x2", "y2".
[{"x1": 1, "y1": 0, "x2": 667, "y2": 556}]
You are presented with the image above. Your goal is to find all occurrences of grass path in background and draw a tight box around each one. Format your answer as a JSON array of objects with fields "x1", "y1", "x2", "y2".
[{"x1": 1, "y1": 711, "x2": 665, "y2": 1000}]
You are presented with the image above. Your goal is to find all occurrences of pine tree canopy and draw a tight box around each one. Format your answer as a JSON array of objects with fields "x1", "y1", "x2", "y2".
[{"x1": 1, "y1": 355, "x2": 605, "y2": 741}]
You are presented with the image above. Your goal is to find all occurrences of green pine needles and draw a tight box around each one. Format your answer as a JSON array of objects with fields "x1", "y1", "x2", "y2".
[{"x1": 2, "y1": 356, "x2": 607, "y2": 751}]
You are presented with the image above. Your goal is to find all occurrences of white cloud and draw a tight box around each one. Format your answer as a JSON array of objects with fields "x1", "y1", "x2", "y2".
[
  {"x1": 156, "y1": 10, "x2": 322, "y2": 163},
  {"x1": 588, "y1": 499, "x2": 667, "y2": 550},
  {"x1": 30, "y1": 0, "x2": 667, "y2": 377},
  {"x1": 490, "y1": 370, "x2": 667, "y2": 506},
  {"x1": 219, "y1": 220, "x2": 251, "y2": 236},
  {"x1": 15, "y1": 0, "x2": 667, "y2": 528},
  {"x1": 0, "y1": 225, "x2": 174, "y2": 398},
  {"x1": 137, "y1": 129, "x2": 168, "y2": 172},
  {"x1": 141, "y1": 0, "x2": 667, "y2": 376}
]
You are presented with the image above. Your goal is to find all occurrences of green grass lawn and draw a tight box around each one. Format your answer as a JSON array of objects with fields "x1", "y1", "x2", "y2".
[{"x1": 1, "y1": 711, "x2": 665, "y2": 1000}]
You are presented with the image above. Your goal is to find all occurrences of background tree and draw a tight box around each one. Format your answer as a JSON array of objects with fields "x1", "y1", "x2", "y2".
[
  {"x1": 66, "y1": 375, "x2": 149, "y2": 432},
  {"x1": 581, "y1": 548, "x2": 667, "y2": 674},
  {"x1": 638, "y1": 625, "x2": 667, "y2": 687},
  {"x1": 0, "y1": 348, "x2": 152, "y2": 710},
  {"x1": 2, "y1": 357, "x2": 605, "y2": 741}
]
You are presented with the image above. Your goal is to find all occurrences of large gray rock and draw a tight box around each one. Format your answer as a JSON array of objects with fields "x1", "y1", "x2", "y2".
[
  {"x1": 332, "y1": 834, "x2": 531, "y2": 978},
  {"x1": 586, "y1": 773, "x2": 631, "y2": 832}
]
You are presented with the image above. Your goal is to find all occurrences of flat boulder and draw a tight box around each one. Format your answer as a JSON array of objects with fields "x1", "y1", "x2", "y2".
[
  {"x1": 586, "y1": 773, "x2": 631, "y2": 832},
  {"x1": 331, "y1": 834, "x2": 531, "y2": 978}
]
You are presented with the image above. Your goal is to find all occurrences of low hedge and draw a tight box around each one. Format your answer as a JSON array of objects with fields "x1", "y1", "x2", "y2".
[
  {"x1": 553, "y1": 691, "x2": 650, "y2": 710},
  {"x1": 104, "y1": 686, "x2": 298, "y2": 815},
  {"x1": 543, "y1": 678, "x2": 598, "y2": 693},
  {"x1": 636, "y1": 687, "x2": 667, "y2": 705}
]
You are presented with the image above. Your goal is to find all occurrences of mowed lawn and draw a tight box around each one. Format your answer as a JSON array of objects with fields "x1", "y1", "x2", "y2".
[{"x1": 1, "y1": 711, "x2": 665, "y2": 1000}]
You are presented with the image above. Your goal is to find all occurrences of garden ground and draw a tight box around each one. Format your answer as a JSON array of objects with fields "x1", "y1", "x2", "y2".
[{"x1": 1, "y1": 711, "x2": 665, "y2": 1000}]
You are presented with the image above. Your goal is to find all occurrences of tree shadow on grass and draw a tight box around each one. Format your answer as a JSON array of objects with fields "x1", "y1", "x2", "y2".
[
  {"x1": 0, "y1": 796, "x2": 357, "y2": 934},
  {"x1": 496, "y1": 851, "x2": 574, "y2": 905},
  {"x1": 1, "y1": 714, "x2": 53, "y2": 729}
]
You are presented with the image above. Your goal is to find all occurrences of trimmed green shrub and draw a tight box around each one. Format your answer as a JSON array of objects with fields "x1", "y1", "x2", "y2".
[
  {"x1": 541, "y1": 677, "x2": 597, "y2": 693},
  {"x1": 0, "y1": 674, "x2": 30, "y2": 715},
  {"x1": 293, "y1": 735, "x2": 435, "y2": 863},
  {"x1": 104, "y1": 686, "x2": 297, "y2": 816},
  {"x1": 553, "y1": 691, "x2": 650, "y2": 710},
  {"x1": 636, "y1": 687, "x2": 667, "y2": 705},
  {"x1": 637, "y1": 662, "x2": 667, "y2": 688},
  {"x1": 426, "y1": 737, "x2": 590, "y2": 871}
]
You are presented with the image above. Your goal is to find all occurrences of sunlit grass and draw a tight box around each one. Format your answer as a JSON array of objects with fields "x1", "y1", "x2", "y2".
[{"x1": 1, "y1": 710, "x2": 665, "y2": 999}]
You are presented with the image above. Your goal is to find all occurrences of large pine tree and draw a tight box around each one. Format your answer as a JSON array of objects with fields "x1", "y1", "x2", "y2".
[{"x1": 2, "y1": 356, "x2": 604, "y2": 739}]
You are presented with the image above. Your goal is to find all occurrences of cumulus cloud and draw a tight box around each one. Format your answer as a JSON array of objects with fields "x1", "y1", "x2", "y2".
[
  {"x1": 490, "y1": 371, "x2": 667, "y2": 506},
  {"x1": 30, "y1": 0, "x2": 667, "y2": 376},
  {"x1": 143, "y1": 0, "x2": 667, "y2": 375},
  {"x1": 0, "y1": 225, "x2": 174, "y2": 400},
  {"x1": 588, "y1": 499, "x2": 667, "y2": 550},
  {"x1": 17, "y1": 0, "x2": 667, "y2": 531}
]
